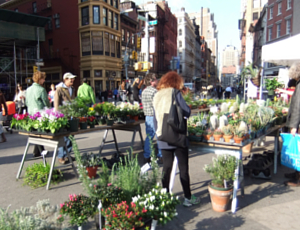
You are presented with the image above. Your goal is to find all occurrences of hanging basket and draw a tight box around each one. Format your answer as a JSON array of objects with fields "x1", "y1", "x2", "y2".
[{"x1": 250, "y1": 68, "x2": 262, "y2": 87}]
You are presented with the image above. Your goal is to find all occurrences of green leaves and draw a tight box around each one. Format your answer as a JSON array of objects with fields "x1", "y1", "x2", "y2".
[{"x1": 265, "y1": 78, "x2": 284, "y2": 91}]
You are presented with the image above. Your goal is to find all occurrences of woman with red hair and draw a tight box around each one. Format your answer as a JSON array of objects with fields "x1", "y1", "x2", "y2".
[{"x1": 153, "y1": 71, "x2": 200, "y2": 207}]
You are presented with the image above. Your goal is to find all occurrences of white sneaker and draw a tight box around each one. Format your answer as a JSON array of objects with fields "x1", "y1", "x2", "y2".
[{"x1": 183, "y1": 195, "x2": 200, "y2": 207}]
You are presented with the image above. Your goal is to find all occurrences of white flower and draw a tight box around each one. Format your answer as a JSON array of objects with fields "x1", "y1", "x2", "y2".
[
  {"x1": 164, "y1": 212, "x2": 167, "y2": 217},
  {"x1": 174, "y1": 212, "x2": 178, "y2": 216},
  {"x1": 132, "y1": 196, "x2": 138, "y2": 203},
  {"x1": 149, "y1": 192, "x2": 152, "y2": 196},
  {"x1": 156, "y1": 207, "x2": 159, "y2": 211},
  {"x1": 150, "y1": 196, "x2": 155, "y2": 202},
  {"x1": 161, "y1": 201, "x2": 165, "y2": 206},
  {"x1": 149, "y1": 205, "x2": 154, "y2": 210},
  {"x1": 161, "y1": 188, "x2": 167, "y2": 194},
  {"x1": 176, "y1": 196, "x2": 179, "y2": 200}
]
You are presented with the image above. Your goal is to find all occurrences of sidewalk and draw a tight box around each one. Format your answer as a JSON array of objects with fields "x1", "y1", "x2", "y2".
[{"x1": 0, "y1": 127, "x2": 299, "y2": 230}]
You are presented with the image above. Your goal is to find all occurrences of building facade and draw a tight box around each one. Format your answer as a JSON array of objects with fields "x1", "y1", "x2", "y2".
[
  {"x1": 175, "y1": 7, "x2": 196, "y2": 83},
  {"x1": 1, "y1": 0, "x2": 122, "y2": 93},
  {"x1": 222, "y1": 45, "x2": 239, "y2": 67}
]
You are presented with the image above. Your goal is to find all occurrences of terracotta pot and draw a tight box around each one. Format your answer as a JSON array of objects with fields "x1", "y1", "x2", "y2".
[
  {"x1": 242, "y1": 142, "x2": 253, "y2": 154},
  {"x1": 213, "y1": 134, "x2": 223, "y2": 141},
  {"x1": 223, "y1": 134, "x2": 233, "y2": 143},
  {"x1": 234, "y1": 135, "x2": 244, "y2": 144},
  {"x1": 204, "y1": 134, "x2": 212, "y2": 140},
  {"x1": 208, "y1": 185, "x2": 233, "y2": 212},
  {"x1": 132, "y1": 115, "x2": 139, "y2": 121},
  {"x1": 86, "y1": 166, "x2": 98, "y2": 179}
]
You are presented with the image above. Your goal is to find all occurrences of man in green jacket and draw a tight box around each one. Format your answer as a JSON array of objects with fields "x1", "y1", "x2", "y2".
[{"x1": 77, "y1": 78, "x2": 96, "y2": 106}]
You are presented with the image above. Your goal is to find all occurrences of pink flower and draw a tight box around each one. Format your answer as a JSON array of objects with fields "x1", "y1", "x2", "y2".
[
  {"x1": 107, "y1": 183, "x2": 112, "y2": 187},
  {"x1": 60, "y1": 203, "x2": 64, "y2": 208}
]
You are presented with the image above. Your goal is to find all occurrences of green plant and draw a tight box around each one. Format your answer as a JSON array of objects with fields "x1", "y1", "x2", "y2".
[
  {"x1": 240, "y1": 63, "x2": 260, "y2": 82},
  {"x1": 58, "y1": 98, "x2": 88, "y2": 119},
  {"x1": 183, "y1": 91, "x2": 193, "y2": 105},
  {"x1": 59, "y1": 194, "x2": 97, "y2": 227},
  {"x1": 265, "y1": 78, "x2": 284, "y2": 91},
  {"x1": 103, "y1": 201, "x2": 147, "y2": 230},
  {"x1": 133, "y1": 185, "x2": 180, "y2": 225},
  {"x1": 23, "y1": 162, "x2": 63, "y2": 189},
  {"x1": 204, "y1": 155, "x2": 238, "y2": 188},
  {"x1": 93, "y1": 103, "x2": 104, "y2": 116},
  {"x1": 0, "y1": 199, "x2": 64, "y2": 230},
  {"x1": 81, "y1": 152, "x2": 101, "y2": 167},
  {"x1": 222, "y1": 126, "x2": 233, "y2": 135},
  {"x1": 213, "y1": 129, "x2": 223, "y2": 135},
  {"x1": 102, "y1": 102, "x2": 115, "y2": 119}
]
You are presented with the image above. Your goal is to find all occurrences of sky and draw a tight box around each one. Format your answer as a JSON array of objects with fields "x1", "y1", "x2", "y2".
[{"x1": 134, "y1": 0, "x2": 241, "y2": 66}]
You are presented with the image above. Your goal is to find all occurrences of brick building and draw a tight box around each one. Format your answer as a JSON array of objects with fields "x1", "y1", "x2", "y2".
[{"x1": 1, "y1": 0, "x2": 122, "y2": 93}]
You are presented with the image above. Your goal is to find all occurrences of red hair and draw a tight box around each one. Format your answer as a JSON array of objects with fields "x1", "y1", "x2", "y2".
[{"x1": 157, "y1": 71, "x2": 183, "y2": 90}]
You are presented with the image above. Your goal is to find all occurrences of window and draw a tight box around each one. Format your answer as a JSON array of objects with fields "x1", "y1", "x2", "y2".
[
  {"x1": 132, "y1": 35, "x2": 135, "y2": 45},
  {"x1": 122, "y1": 29, "x2": 125, "y2": 41},
  {"x1": 287, "y1": 0, "x2": 292, "y2": 9},
  {"x1": 47, "y1": 16, "x2": 52, "y2": 30},
  {"x1": 253, "y1": 12, "x2": 258, "y2": 21},
  {"x1": 82, "y1": 7, "x2": 89, "y2": 25},
  {"x1": 179, "y1": 41, "x2": 182, "y2": 47},
  {"x1": 268, "y1": 27, "x2": 272, "y2": 41},
  {"x1": 32, "y1": 2, "x2": 37, "y2": 13},
  {"x1": 109, "y1": 10, "x2": 113, "y2": 28},
  {"x1": 81, "y1": 32, "x2": 91, "y2": 56},
  {"x1": 110, "y1": 34, "x2": 115, "y2": 57},
  {"x1": 127, "y1": 31, "x2": 130, "y2": 43},
  {"x1": 103, "y1": 7, "x2": 107, "y2": 26},
  {"x1": 54, "y1": 14, "x2": 60, "y2": 28},
  {"x1": 278, "y1": 2, "x2": 282, "y2": 15},
  {"x1": 83, "y1": 70, "x2": 90, "y2": 78},
  {"x1": 286, "y1": 19, "x2": 291, "y2": 34},
  {"x1": 179, "y1": 29, "x2": 182, "y2": 36},
  {"x1": 92, "y1": 31, "x2": 103, "y2": 55},
  {"x1": 113, "y1": 0, "x2": 118, "y2": 8},
  {"x1": 110, "y1": 0, "x2": 113, "y2": 5},
  {"x1": 277, "y1": 23, "x2": 281, "y2": 38},
  {"x1": 114, "y1": 13, "x2": 118, "y2": 30},
  {"x1": 269, "y1": 7, "x2": 273, "y2": 19},
  {"x1": 253, "y1": 0, "x2": 259, "y2": 8},
  {"x1": 94, "y1": 70, "x2": 103, "y2": 78},
  {"x1": 116, "y1": 37, "x2": 120, "y2": 58},
  {"x1": 93, "y1": 6, "x2": 100, "y2": 24},
  {"x1": 104, "y1": 32, "x2": 110, "y2": 56},
  {"x1": 81, "y1": 0, "x2": 88, "y2": 2},
  {"x1": 179, "y1": 19, "x2": 182, "y2": 23}
]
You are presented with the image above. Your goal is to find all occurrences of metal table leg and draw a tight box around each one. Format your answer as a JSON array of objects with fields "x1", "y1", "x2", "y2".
[
  {"x1": 138, "y1": 124, "x2": 144, "y2": 148},
  {"x1": 16, "y1": 140, "x2": 31, "y2": 179},
  {"x1": 46, "y1": 146, "x2": 58, "y2": 190},
  {"x1": 274, "y1": 130, "x2": 279, "y2": 174},
  {"x1": 231, "y1": 149, "x2": 242, "y2": 213},
  {"x1": 111, "y1": 129, "x2": 120, "y2": 155},
  {"x1": 99, "y1": 129, "x2": 109, "y2": 155}
]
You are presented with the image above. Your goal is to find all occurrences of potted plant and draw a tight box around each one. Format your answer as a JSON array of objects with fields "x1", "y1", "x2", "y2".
[
  {"x1": 133, "y1": 185, "x2": 180, "y2": 227},
  {"x1": 102, "y1": 102, "x2": 115, "y2": 126},
  {"x1": 240, "y1": 63, "x2": 261, "y2": 87},
  {"x1": 81, "y1": 152, "x2": 100, "y2": 178},
  {"x1": 59, "y1": 194, "x2": 98, "y2": 229},
  {"x1": 188, "y1": 126, "x2": 196, "y2": 136},
  {"x1": 232, "y1": 125, "x2": 245, "y2": 144},
  {"x1": 204, "y1": 155, "x2": 238, "y2": 212},
  {"x1": 203, "y1": 129, "x2": 213, "y2": 141},
  {"x1": 79, "y1": 117, "x2": 88, "y2": 130},
  {"x1": 213, "y1": 129, "x2": 223, "y2": 141},
  {"x1": 88, "y1": 116, "x2": 96, "y2": 128},
  {"x1": 265, "y1": 78, "x2": 283, "y2": 96},
  {"x1": 222, "y1": 126, "x2": 233, "y2": 143}
]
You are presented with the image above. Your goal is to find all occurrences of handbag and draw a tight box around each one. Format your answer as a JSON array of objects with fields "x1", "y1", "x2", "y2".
[
  {"x1": 280, "y1": 133, "x2": 300, "y2": 171},
  {"x1": 167, "y1": 89, "x2": 186, "y2": 134}
]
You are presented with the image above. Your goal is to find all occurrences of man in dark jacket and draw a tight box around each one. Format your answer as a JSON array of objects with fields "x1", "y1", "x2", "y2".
[{"x1": 215, "y1": 84, "x2": 224, "y2": 99}]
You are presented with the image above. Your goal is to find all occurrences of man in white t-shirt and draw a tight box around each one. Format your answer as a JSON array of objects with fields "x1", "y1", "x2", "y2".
[{"x1": 225, "y1": 85, "x2": 232, "y2": 99}]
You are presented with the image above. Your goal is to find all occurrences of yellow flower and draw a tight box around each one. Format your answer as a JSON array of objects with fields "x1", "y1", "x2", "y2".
[
  {"x1": 89, "y1": 107, "x2": 94, "y2": 111},
  {"x1": 274, "y1": 96, "x2": 277, "y2": 102}
]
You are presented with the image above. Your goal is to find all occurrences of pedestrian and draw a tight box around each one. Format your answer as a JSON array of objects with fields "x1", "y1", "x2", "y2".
[
  {"x1": 132, "y1": 78, "x2": 141, "y2": 103},
  {"x1": 141, "y1": 73, "x2": 162, "y2": 164},
  {"x1": 48, "y1": 84, "x2": 56, "y2": 107},
  {"x1": 54, "y1": 72, "x2": 76, "y2": 164},
  {"x1": 119, "y1": 81, "x2": 127, "y2": 102},
  {"x1": 215, "y1": 84, "x2": 224, "y2": 99},
  {"x1": 14, "y1": 84, "x2": 26, "y2": 114},
  {"x1": 225, "y1": 85, "x2": 232, "y2": 99},
  {"x1": 152, "y1": 71, "x2": 200, "y2": 207},
  {"x1": 77, "y1": 78, "x2": 96, "y2": 107},
  {"x1": 102, "y1": 89, "x2": 108, "y2": 102},
  {"x1": 26, "y1": 71, "x2": 50, "y2": 156},
  {"x1": 0, "y1": 89, "x2": 8, "y2": 143},
  {"x1": 113, "y1": 87, "x2": 119, "y2": 103},
  {"x1": 127, "y1": 79, "x2": 133, "y2": 103},
  {"x1": 283, "y1": 62, "x2": 300, "y2": 186}
]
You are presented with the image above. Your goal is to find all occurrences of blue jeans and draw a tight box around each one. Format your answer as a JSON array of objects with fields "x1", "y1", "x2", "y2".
[
  {"x1": 144, "y1": 116, "x2": 162, "y2": 158},
  {"x1": 57, "y1": 136, "x2": 73, "y2": 159}
]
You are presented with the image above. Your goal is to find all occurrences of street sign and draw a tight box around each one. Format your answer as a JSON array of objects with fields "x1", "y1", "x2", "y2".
[
  {"x1": 138, "y1": 15, "x2": 147, "y2": 22},
  {"x1": 35, "y1": 62, "x2": 44, "y2": 66},
  {"x1": 148, "y1": 20, "x2": 157, "y2": 25}
]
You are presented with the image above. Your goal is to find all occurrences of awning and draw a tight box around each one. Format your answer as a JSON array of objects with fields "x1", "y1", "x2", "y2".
[{"x1": 262, "y1": 34, "x2": 300, "y2": 66}]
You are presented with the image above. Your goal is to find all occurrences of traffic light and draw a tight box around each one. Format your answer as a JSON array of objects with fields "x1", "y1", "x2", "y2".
[
  {"x1": 33, "y1": 66, "x2": 38, "y2": 73},
  {"x1": 131, "y1": 51, "x2": 138, "y2": 60},
  {"x1": 137, "y1": 37, "x2": 141, "y2": 48}
]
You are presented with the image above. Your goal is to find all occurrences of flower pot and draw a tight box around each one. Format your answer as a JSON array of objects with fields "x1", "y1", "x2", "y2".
[
  {"x1": 213, "y1": 134, "x2": 223, "y2": 141},
  {"x1": 89, "y1": 124, "x2": 95, "y2": 128},
  {"x1": 99, "y1": 118, "x2": 106, "y2": 125},
  {"x1": 242, "y1": 142, "x2": 253, "y2": 154},
  {"x1": 234, "y1": 135, "x2": 244, "y2": 144},
  {"x1": 80, "y1": 122, "x2": 88, "y2": 130},
  {"x1": 86, "y1": 166, "x2": 98, "y2": 179},
  {"x1": 106, "y1": 119, "x2": 114, "y2": 126},
  {"x1": 204, "y1": 134, "x2": 212, "y2": 141},
  {"x1": 208, "y1": 184, "x2": 233, "y2": 212},
  {"x1": 223, "y1": 134, "x2": 233, "y2": 143},
  {"x1": 68, "y1": 119, "x2": 79, "y2": 132},
  {"x1": 94, "y1": 213, "x2": 106, "y2": 229},
  {"x1": 132, "y1": 115, "x2": 139, "y2": 121}
]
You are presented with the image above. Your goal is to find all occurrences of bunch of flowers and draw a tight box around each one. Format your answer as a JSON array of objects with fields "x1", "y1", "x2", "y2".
[
  {"x1": 11, "y1": 113, "x2": 29, "y2": 130},
  {"x1": 103, "y1": 201, "x2": 147, "y2": 230},
  {"x1": 87, "y1": 116, "x2": 96, "y2": 125},
  {"x1": 58, "y1": 194, "x2": 98, "y2": 227},
  {"x1": 133, "y1": 185, "x2": 180, "y2": 225},
  {"x1": 129, "y1": 102, "x2": 142, "y2": 116},
  {"x1": 87, "y1": 107, "x2": 96, "y2": 116},
  {"x1": 93, "y1": 103, "x2": 104, "y2": 116}
]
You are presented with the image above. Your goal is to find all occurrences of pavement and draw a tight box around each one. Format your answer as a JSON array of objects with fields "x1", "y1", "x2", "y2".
[{"x1": 0, "y1": 125, "x2": 300, "y2": 230}]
